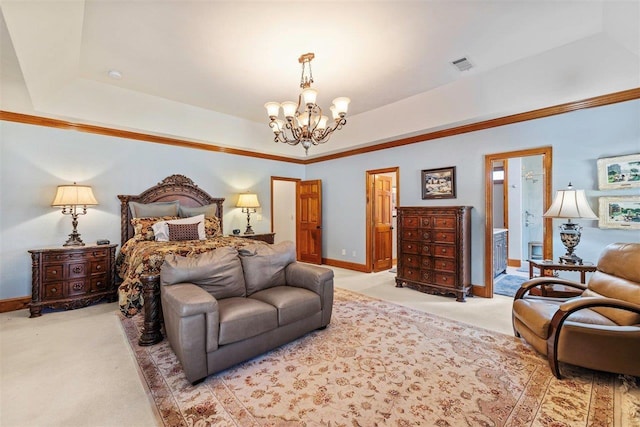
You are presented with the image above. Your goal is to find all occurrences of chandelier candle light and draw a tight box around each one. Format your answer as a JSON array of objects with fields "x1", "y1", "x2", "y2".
[
  {"x1": 265, "y1": 53, "x2": 350, "y2": 155},
  {"x1": 543, "y1": 182, "x2": 598, "y2": 265},
  {"x1": 51, "y1": 183, "x2": 99, "y2": 246}
]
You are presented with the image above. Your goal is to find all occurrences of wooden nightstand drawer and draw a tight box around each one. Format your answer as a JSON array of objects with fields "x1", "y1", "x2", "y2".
[
  {"x1": 401, "y1": 241, "x2": 420, "y2": 254},
  {"x1": 29, "y1": 244, "x2": 118, "y2": 317},
  {"x1": 90, "y1": 259, "x2": 107, "y2": 274},
  {"x1": 44, "y1": 265, "x2": 64, "y2": 281},
  {"x1": 43, "y1": 282, "x2": 64, "y2": 299},
  {"x1": 432, "y1": 217, "x2": 456, "y2": 229},
  {"x1": 434, "y1": 272, "x2": 456, "y2": 288},
  {"x1": 68, "y1": 262, "x2": 88, "y2": 279},
  {"x1": 401, "y1": 216, "x2": 420, "y2": 228},
  {"x1": 434, "y1": 258, "x2": 456, "y2": 272},
  {"x1": 401, "y1": 229, "x2": 420, "y2": 241},
  {"x1": 67, "y1": 280, "x2": 88, "y2": 296},
  {"x1": 433, "y1": 231, "x2": 456, "y2": 243}
]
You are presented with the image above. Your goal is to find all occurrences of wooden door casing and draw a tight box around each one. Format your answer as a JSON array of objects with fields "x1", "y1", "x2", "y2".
[{"x1": 296, "y1": 180, "x2": 322, "y2": 264}]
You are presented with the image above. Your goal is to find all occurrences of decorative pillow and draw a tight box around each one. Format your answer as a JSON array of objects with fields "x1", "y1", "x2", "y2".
[
  {"x1": 205, "y1": 216, "x2": 222, "y2": 238},
  {"x1": 179, "y1": 203, "x2": 218, "y2": 218},
  {"x1": 131, "y1": 216, "x2": 178, "y2": 241},
  {"x1": 129, "y1": 201, "x2": 179, "y2": 218},
  {"x1": 168, "y1": 223, "x2": 201, "y2": 241},
  {"x1": 152, "y1": 214, "x2": 206, "y2": 241},
  {"x1": 239, "y1": 241, "x2": 296, "y2": 295},
  {"x1": 160, "y1": 248, "x2": 246, "y2": 299}
]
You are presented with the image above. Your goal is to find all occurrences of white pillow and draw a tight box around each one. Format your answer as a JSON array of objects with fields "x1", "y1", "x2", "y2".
[{"x1": 152, "y1": 214, "x2": 206, "y2": 241}]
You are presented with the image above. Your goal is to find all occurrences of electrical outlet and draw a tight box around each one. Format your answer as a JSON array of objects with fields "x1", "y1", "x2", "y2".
[{"x1": 341, "y1": 249, "x2": 346, "y2": 255}]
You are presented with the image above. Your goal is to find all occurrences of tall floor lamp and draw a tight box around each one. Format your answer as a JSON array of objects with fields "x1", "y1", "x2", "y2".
[
  {"x1": 52, "y1": 183, "x2": 99, "y2": 246},
  {"x1": 543, "y1": 182, "x2": 598, "y2": 265},
  {"x1": 237, "y1": 193, "x2": 260, "y2": 235}
]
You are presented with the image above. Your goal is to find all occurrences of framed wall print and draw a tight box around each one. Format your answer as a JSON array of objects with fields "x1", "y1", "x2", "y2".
[
  {"x1": 422, "y1": 166, "x2": 456, "y2": 199},
  {"x1": 598, "y1": 196, "x2": 640, "y2": 230},
  {"x1": 597, "y1": 154, "x2": 640, "y2": 190}
]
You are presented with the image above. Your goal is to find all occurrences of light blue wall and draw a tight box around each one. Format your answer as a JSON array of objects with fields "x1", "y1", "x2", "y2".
[
  {"x1": 1, "y1": 100, "x2": 639, "y2": 299},
  {"x1": 307, "y1": 99, "x2": 640, "y2": 285},
  {"x1": 0, "y1": 121, "x2": 305, "y2": 299}
]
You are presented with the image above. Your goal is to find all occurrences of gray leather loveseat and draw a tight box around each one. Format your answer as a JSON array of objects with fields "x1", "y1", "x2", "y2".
[{"x1": 159, "y1": 241, "x2": 334, "y2": 383}]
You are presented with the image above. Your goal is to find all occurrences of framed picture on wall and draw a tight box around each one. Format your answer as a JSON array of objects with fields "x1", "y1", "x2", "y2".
[
  {"x1": 422, "y1": 166, "x2": 456, "y2": 199},
  {"x1": 597, "y1": 154, "x2": 640, "y2": 190},
  {"x1": 598, "y1": 196, "x2": 640, "y2": 230}
]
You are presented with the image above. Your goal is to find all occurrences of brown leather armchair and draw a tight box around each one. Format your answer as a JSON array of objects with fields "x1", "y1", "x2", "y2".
[{"x1": 512, "y1": 242, "x2": 640, "y2": 378}]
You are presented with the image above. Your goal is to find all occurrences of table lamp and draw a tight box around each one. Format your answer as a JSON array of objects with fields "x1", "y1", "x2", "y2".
[
  {"x1": 543, "y1": 182, "x2": 597, "y2": 265},
  {"x1": 52, "y1": 183, "x2": 98, "y2": 246},
  {"x1": 236, "y1": 193, "x2": 260, "y2": 235}
]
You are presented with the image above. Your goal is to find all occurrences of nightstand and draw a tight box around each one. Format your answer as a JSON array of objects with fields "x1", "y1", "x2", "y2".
[
  {"x1": 231, "y1": 233, "x2": 275, "y2": 244},
  {"x1": 28, "y1": 244, "x2": 118, "y2": 317}
]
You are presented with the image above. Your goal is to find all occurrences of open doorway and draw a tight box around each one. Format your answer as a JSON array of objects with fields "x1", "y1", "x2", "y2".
[
  {"x1": 366, "y1": 167, "x2": 399, "y2": 272},
  {"x1": 476, "y1": 147, "x2": 553, "y2": 297}
]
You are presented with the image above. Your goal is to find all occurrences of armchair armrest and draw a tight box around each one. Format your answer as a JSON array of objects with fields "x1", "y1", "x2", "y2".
[
  {"x1": 514, "y1": 277, "x2": 587, "y2": 300},
  {"x1": 547, "y1": 297, "x2": 640, "y2": 379}
]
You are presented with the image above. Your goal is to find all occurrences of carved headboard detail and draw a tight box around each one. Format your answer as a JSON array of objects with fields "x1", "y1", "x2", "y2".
[{"x1": 117, "y1": 174, "x2": 225, "y2": 246}]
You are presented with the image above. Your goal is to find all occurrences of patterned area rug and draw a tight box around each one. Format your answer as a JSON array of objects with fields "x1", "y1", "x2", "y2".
[
  {"x1": 494, "y1": 274, "x2": 529, "y2": 298},
  {"x1": 120, "y1": 289, "x2": 640, "y2": 426}
]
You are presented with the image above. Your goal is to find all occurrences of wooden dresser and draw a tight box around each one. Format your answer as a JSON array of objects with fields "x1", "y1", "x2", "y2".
[
  {"x1": 395, "y1": 206, "x2": 472, "y2": 302},
  {"x1": 28, "y1": 244, "x2": 118, "y2": 317}
]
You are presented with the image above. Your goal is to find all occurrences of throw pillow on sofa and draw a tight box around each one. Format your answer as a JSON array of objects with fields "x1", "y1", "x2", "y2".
[
  {"x1": 160, "y1": 247, "x2": 246, "y2": 299},
  {"x1": 239, "y1": 241, "x2": 296, "y2": 295}
]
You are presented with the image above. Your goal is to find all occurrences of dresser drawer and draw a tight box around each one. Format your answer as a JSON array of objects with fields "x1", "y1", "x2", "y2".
[
  {"x1": 401, "y1": 229, "x2": 421, "y2": 241},
  {"x1": 401, "y1": 267, "x2": 420, "y2": 281},
  {"x1": 43, "y1": 282, "x2": 64, "y2": 299},
  {"x1": 91, "y1": 277, "x2": 108, "y2": 292},
  {"x1": 433, "y1": 258, "x2": 456, "y2": 272},
  {"x1": 401, "y1": 216, "x2": 420, "y2": 228},
  {"x1": 68, "y1": 262, "x2": 88, "y2": 279},
  {"x1": 419, "y1": 270, "x2": 433, "y2": 283},
  {"x1": 66, "y1": 280, "x2": 89, "y2": 297},
  {"x1": 420, "y1": 257, "x2": 433, "y2": 269},
  {"x1": 43, "y1": 251, "x2": 90, "y2": 262},
  {"x1": 401, "y1": 241, "x2": 420, "y2": 254},
  {"x1": 44, "y1": 265, "x2": 64, "y2": 281},
  {"x1": 420, "y1": 230, "x2": 433, "y2": 242},
  {"x1": 420, "y1": 217, "x2": 432, "y2": 228},
  {"x1": 434, "y1": 272, "x2": 457, "y2": 288},
  {"x1": 433, "y1": 231, "x2": 456, "y2": 243},
  {"x1": 90, "y1": 259, "x2": 108, "y2": 274},
  {"x1": 432, "y1": 216, "x2": 456, "y2": 230},
  {"x1": 421, "y1": 244, "x2": 433, "y2": 256},
  {"x1": 433, "y1": 245, "x2": 455, "y2": 259},
  {"x1": 403, "y1": 255, "x2": 420, "y2": 268}
]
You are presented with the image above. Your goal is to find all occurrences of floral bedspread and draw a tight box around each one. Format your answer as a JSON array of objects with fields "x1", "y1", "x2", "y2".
[{"x1": 116, "y1": 236, "x2": 264, "y2": 317}]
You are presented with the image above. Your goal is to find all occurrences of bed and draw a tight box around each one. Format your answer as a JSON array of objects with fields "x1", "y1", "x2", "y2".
[{"x1": 116, "y1": 174, "x2": 266, "y2": 343}]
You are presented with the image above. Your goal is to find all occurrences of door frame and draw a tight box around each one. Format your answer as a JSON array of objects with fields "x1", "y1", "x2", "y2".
[
  {"x1": 366, "y1": 167, "x2": 400, "y2": 272},
  {"x1": 475, "y1": 146, "x2": 553, "y2": 297}
]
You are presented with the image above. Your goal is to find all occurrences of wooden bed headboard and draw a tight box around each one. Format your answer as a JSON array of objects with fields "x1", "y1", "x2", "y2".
[{"x1": 117, "y1": 174, "x2": 225, "y2": 247}]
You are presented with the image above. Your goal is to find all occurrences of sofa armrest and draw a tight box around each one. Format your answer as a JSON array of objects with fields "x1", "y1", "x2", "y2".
[
  {"x1": 285, "y1": 262, "x2": 334, "y2": 326},
  {"x1": 161, "y1": 283, "x2": 220, "y2": 383}
]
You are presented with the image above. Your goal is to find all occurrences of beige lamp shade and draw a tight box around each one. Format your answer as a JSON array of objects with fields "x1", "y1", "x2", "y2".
[
  {"x1": 52, "y1": 184, "x2": 99, "y2": 207},
  {"x1": 543, "y1": 185, "x2": 597, "y2": 220},
  {"x1": 236, "y1": 193, "x2": 260, "y2": 208}
]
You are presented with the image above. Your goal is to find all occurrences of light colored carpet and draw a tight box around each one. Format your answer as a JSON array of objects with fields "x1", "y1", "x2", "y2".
[
  {"x1": 494, "y1": 274, "x2": 528, "y2": 298},
  {"x1": 120, "y1": 288, "x2": 640, "y2": 426}
]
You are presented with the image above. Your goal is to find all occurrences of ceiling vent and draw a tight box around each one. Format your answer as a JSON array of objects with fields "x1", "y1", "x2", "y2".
[{"x1": 451, "y1": 57, "x2": 473, "y2": 72}]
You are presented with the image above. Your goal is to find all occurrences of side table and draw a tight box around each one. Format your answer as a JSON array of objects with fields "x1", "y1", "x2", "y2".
[
  {"x1": 231, "y1": 232, "x2": 275, "y2": 244},
  {"x1": 528, "y1": 259, "x2": 596, "y2": 298},
  {"x1": 28, "y1": 244, "x2": 118, "y2": 317}
]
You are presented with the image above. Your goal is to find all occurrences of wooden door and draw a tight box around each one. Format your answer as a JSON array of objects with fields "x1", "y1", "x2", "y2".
[
  {"x1": 297, "y1": 180, "x2": 322, "y2": 264},
  {"x1": 373, "y1": 175, "x2": 393, "y2": 271}
]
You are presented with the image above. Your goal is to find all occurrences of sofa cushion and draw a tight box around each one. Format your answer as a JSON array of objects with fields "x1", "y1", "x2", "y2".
[
  {"x1": 239, "y1": 241, "x2": 296, "y2": 295},
  {"x1": 217, "y1": 297, "x2": 278, "y2": 345},
  {"x1": 250, "y1": 286, "x2": 321, "y2": 326},
  {"x1": 160, "y1": 247, "x2": 246, "y2": 299}
]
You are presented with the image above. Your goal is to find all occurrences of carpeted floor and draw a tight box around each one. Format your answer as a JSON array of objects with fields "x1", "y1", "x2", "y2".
[
  {"x1": 120, "y1": 288, "x2": 640, "y2": 426},
  {"x1": 494, "y1": 274, "x2": 528, "y2": 297}
]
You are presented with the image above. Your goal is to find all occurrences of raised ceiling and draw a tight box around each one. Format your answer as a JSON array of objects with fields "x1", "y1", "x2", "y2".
[{"x1": 1, "y1": 1, "x2": 638, "y2": 159}]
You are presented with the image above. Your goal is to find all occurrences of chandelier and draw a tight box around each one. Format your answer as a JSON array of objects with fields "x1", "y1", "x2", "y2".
[{"x1": 264, "y1": 53, "x2": 350, "y2": 155}]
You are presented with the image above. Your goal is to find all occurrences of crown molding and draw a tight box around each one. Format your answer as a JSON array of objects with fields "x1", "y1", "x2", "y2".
[{"x1": 2, "y1": 87, "x2": 638, "y2": 165}]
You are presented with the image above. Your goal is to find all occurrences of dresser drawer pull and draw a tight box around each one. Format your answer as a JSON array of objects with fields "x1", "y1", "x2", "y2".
[
  {"x1": 408, "y1": 244, "x2": 413, "y2": 249},
  {"x1": 407, "y1": 257, "x2": 412, "y2": 262},
  {"x1": 96, "y1": 265, "x2": 102, "y2": 270},
  {"x1": 442, "y1": 276, "x2": 448, "y2": 282},
  {"x1": 441, "y1": 248, "x2": 446, "y2": 253},
  {"x1": 51, "y1": 287, "x2": 57, "y2": 293},
  {"x1": 441, "y1": 262, "x2": 447, "y2": 268},
  {"x1": 51, "y1": 270, "x2": 57, "y2": 275},
  {"x1": 73, "y1": 266, "x2": 83, "y2": 274},
  {"x1": 73, "y1": 283, "x2": 83, "y2": 291}
]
